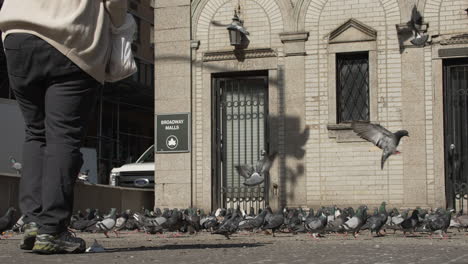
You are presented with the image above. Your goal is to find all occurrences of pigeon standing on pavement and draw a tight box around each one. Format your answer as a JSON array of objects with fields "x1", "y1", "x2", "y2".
[
  {"x1": 238, "y1": 209, "x2": 267, "y2": 232},
  {"x1": 93, "y1": 208, "x2": 117, "y2": 238},
  {"x1": 352, "y1": 121, "x2": 409, "y2": 169},
  {"x1": 261, "y1": 207, "x2": 285, "y2": 237},
  {"x1": 425, "y1": 208, "x2": 454, "y2": 239},
  {"x1": 399, "y1": 209, "x2": 420, "y2": 236},
  {"x1": 335, "y1": 205, "x2": 368, "y2": 238},
  {"x1": 0, "y1": 207, "x2": 16, "y2": 234},
  {"x1": 366, "y1": 202, "x2": 388, "y2": 237},
  {"x1": 305, "y1": 208, "x2": 328, "y2": 239},
  {"x1": 235, "y1": 150, "x2": 277, "y2": 186},
  {"x1": 212, "y1": 208, "x2": 242, "y2": 239}
]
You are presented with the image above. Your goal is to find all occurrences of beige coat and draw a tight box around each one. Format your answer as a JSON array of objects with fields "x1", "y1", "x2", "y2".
[{"x1": 0, "y1": 0, "x2": 127, "y2": 84}]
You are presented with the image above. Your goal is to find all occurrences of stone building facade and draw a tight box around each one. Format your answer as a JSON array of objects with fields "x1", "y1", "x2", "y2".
[{"x1": 153, "y1": 0, "x2": 468, "y2": 211}]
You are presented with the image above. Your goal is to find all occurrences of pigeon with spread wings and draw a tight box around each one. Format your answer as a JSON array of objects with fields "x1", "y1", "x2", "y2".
[
  {"x1": 352, "y1": 121, "x2": 409, "y2": 169},
  {"x1": 235, "y1": 150, "x2": 277, "y2": 186}
]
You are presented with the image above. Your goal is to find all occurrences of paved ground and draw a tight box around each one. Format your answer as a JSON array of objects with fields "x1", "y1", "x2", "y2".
[{"x1": 1, "y1": 230, "x2": 468, "y2": 264}]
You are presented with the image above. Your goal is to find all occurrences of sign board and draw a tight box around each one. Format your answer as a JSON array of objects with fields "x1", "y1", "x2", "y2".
[{"x1": 156, "y1": 113, "x2": 190, "y2": 153}]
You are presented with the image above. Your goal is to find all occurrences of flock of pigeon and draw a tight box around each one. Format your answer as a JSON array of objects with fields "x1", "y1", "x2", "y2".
[{"x1": 2, "y1": 203, "x2": 468, "y2": 240}]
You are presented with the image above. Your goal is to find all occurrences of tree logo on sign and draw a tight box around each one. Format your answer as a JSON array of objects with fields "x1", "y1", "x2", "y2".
[{"x1": 166, "y1": 135, "x2": 179, "y2": 150}]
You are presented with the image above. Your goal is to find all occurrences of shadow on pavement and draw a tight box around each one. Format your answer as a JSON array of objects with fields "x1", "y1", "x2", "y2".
[{"x1": 99, "y1": 243, "x2": 269, "y2": 253}]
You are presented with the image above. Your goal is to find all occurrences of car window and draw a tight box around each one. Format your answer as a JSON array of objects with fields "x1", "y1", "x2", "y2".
[{"x1": 137, "y1": 145, "x2": 154, "y2": 163}]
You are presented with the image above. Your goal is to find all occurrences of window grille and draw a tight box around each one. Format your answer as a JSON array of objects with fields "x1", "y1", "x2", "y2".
[{"x1": 336, "y1": 52, "x2": 369, "y2": 123}]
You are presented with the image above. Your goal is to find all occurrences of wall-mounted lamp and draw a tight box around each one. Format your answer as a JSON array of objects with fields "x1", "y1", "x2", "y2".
[{"x1": 227, "y1": 10, "x2": 249, "y2": 47}]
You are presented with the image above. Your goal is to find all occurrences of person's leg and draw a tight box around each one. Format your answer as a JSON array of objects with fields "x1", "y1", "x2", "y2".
[
  {"x1": 30, "y1": 39, "x2": 99, "y2": 254},
  {"x1": 37, "y1": 73, "x2": 98, "y2": 234},
  {"x1": 3, "y1": 33, "x2": 46, "y2": 227}
]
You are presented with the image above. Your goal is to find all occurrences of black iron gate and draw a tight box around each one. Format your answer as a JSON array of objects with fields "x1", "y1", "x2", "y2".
[
  {"x1": 444, "y1": 58, "x2": 468, "y2": 210},
  {"x1": 213, "y1": 73, "x2": 269, "y2": 211}
]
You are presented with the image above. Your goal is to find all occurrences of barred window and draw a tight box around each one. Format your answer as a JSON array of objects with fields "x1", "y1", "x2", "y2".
[{"x1": 336, "y1": 52, "x2": 369, "y2": 123}]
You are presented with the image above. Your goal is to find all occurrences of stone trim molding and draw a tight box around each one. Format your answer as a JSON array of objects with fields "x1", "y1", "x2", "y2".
[
  {"x1": 202, "y1": 48, "x2": 277, "y2": 62},
  {"x1": 279, "y1": 31, "x2": 310, "y2": 43},
  {"x1": 279, "y1": 31, "x2": 309, "y2": 56},
  {"x1": 440, "y1": 34, "x2": 468, "y2": 45},
  {"x1": 328, "y1": 18, "x2": 377, "y2": 43}
]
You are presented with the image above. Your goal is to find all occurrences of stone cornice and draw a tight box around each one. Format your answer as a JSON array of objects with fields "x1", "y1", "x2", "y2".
[
  {"x1": 202, "y1": 48, "x2": 277, "y2": 62},
  {"x1": 279, "y1": 32, "x2": 309, "y2": 43},
  {"x1": 440, "y1": 34, "x2": 468, "y2": 45}
]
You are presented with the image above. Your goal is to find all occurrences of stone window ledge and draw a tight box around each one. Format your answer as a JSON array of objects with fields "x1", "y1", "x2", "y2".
[{"x1": 327, "y1": 123, "x2": 366, "y2": 143}]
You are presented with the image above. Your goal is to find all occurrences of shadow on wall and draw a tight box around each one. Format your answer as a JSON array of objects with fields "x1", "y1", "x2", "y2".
[
  {"x1": 269, "y1": 116, "x2": 309, "y2": 207},
  {"x1": 156, "y1": 54, "x2": 311, "y2": 207}
]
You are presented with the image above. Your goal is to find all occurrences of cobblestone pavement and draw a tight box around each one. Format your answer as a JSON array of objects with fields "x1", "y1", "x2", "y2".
[{"x1": 1, "y1": 230, "x2": 468, "y2": 264}]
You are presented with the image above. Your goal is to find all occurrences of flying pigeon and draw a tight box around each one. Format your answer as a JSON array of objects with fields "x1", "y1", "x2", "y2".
[
  {"x1": 9, "y1": 156, "x2": 22, "y2": 175},
  {"x1": 352, "y1": 121, "x2": 409, "y2": 169},
  {"x1": 211, "y1": 11, "x2": 249, "y2": 36},
  {"x1": 407, "y1": 5, "x2": 428, "y2": 47},
  {"x1": 235, "y1": 150, "x2": 277, "y2": 186}
]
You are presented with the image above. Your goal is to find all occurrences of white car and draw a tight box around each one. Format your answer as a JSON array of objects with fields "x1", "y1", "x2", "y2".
[{"x1": 109, "y1": 145, "x2": 154, "y2": 188}]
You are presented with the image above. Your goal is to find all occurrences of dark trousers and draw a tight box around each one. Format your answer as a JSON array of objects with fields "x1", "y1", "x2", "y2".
[{"x1": 3, "y1": 33, "x2": 99, "y2": 234}]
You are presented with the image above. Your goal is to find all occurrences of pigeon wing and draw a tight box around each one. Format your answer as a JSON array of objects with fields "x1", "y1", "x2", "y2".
[
  {"x1": 352, "y1": 121, "x2": 396, "y2": 150},
  {"x1": 243, "y1": 173, "x2": 264, "y2": 186},
  {"x1": 259, "y1": 152, "x2": 277, "y2": 174},
  {"x1": 235, "y1": 164, "x2": 254, "y2": 179}
]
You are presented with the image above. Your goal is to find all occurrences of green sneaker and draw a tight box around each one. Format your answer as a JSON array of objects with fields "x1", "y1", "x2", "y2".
[
  {"x1": 32, "y1": 231, "x2": 86, "y2": 254},
  {"x1": 19, "y1": 222, "x2": 39, "y2": 250}
]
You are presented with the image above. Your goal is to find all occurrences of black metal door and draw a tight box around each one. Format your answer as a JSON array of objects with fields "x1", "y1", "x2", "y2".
[
  {"x1": 213, "y1": 74, "x2": 269, "y2": 211},
  {"x1": 444, "y1": 58, "x2": 468, "y2": 210}
]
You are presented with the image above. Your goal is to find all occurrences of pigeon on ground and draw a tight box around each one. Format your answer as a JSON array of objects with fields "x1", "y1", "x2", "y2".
[
  {"x1": 286, "y1": 209, "x2": 305, "y2": 234},
  {"x1": 183, "y1": 208, "x2": 201, "y2": 234},
  {"x1": 407, "y1": 5, "x2": 428, "y2": 47},
  {"x1": 366, "y1": 202, "x2": 388, "y2": 237},
  {"x1": 114, "y1": 209, "x2": 130, "y2": 233},
  {"x1": 133, "y1": 211, "x2": 167, "y2": 234},
  {"x1": 0, "y1": 207, "x2": 16, "y2": 234},
  {"x1": 200, "y1": 211, "x2": 219, "y2": 231},
  {"x1": 261, "y1": 207, "x2": 285, "y2": 237},
  {"x1": 238, "y1": 209, "x2": 267, "y2": 232},
  {"x1": 452, "y1": 210, "x2": 468, "y2": 232},
  {"x1": 352, "y1": 121, "x2": 409, "y2": 169},
  {"x1": 212, "y1": 208, "x2": 242, "y2": 239},
  {"x1": 335, "y1": 205, "x2": 368, "y2": 238},
  {"x1": 235, "y1": 150, "x2": 277, "y2": 186},
  {"x1": 85, "y1": 239, "x2": 105, "y2": 253},
  {"x1": 91, "y1": 208, "x2": 117, "y2": 238},
  {"x1": 304, "y1": 208, "x2": 328, "y2": 239},
  {"x1": 11, "y1": 215, "x2": 25, "y2": 232},
  {"x1": 9, "y1": 156, "x2": 22, "y2": 175},
  {"x1": 424, "y1": 208, "x2": 454, "y2": 239},
  {"x1": 399, "y1": 209, "x2": 420, "y2": 236}
]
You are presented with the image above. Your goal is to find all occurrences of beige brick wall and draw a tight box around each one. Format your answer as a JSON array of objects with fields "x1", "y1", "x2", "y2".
[{"x1": 174, "y1": 0, "x2": 468, "y2": 210}]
